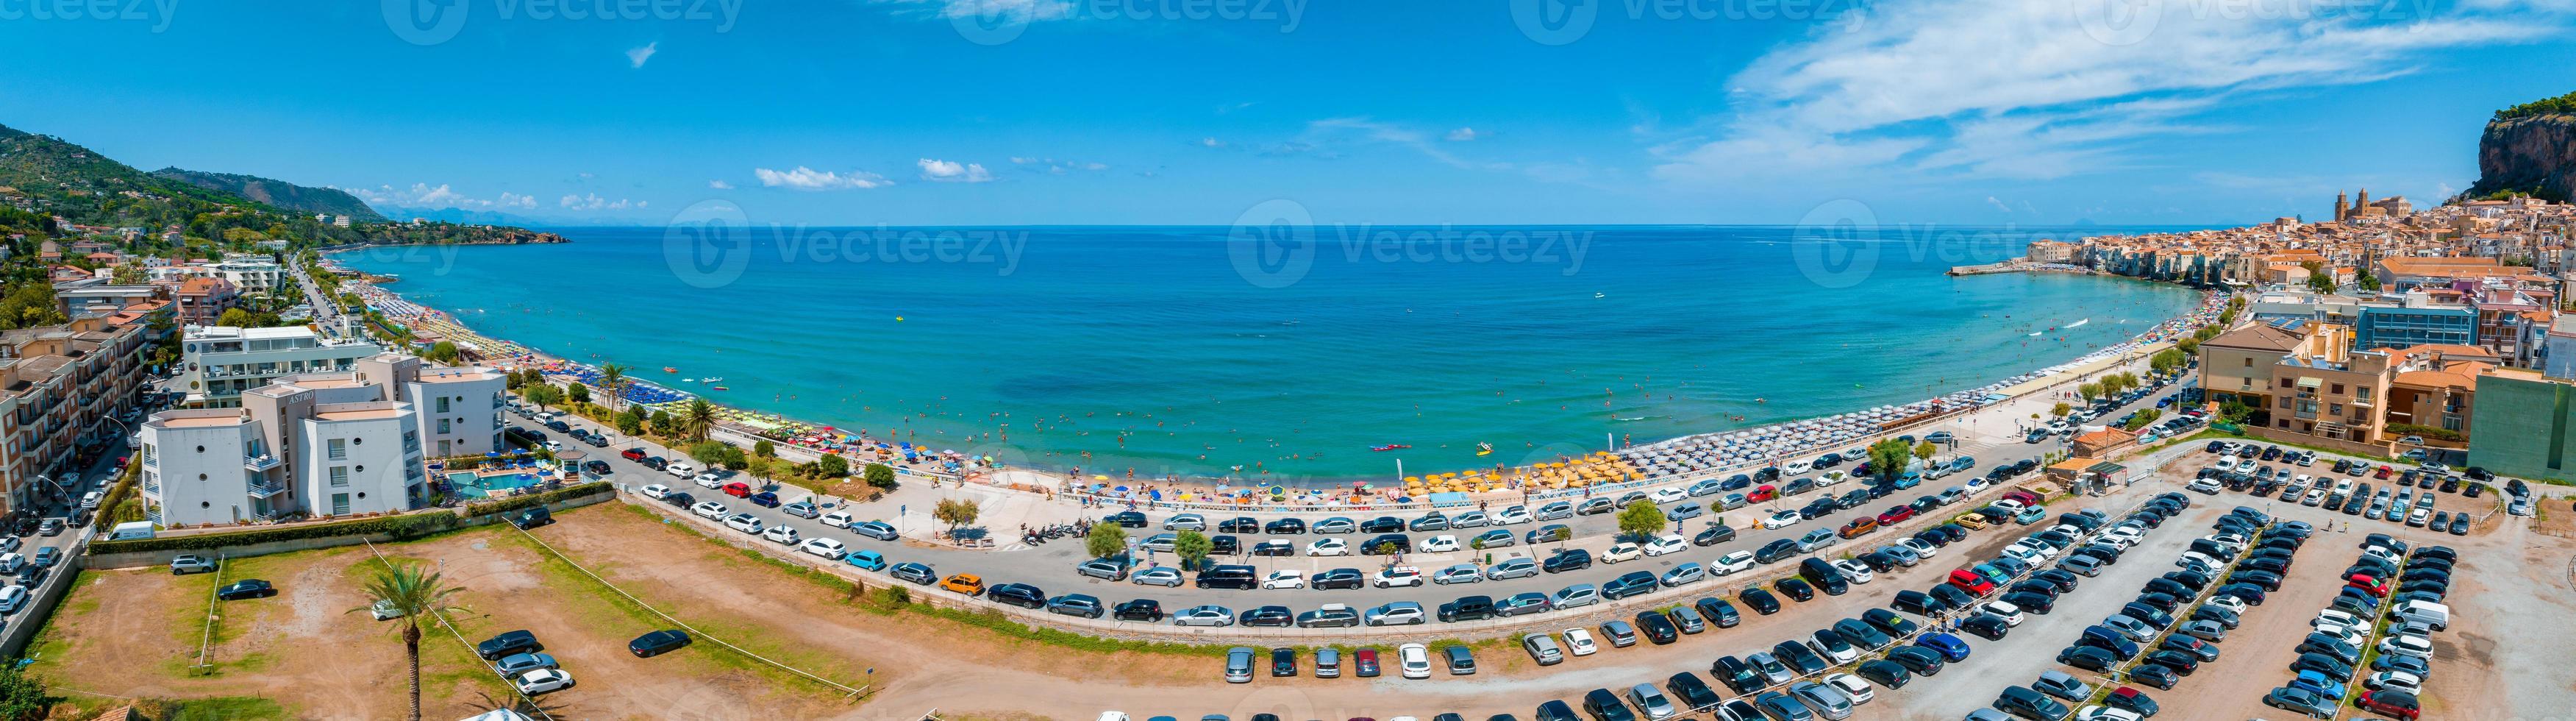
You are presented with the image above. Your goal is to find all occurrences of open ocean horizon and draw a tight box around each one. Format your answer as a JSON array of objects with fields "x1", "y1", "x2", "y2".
[{"x1": 337, "y1": 224, "x2": 2210, "y2": 483}]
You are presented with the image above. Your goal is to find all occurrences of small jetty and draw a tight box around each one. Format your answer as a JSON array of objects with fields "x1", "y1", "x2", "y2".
[{"x1": 1949, "y1": 258, "x2": 2097, "y2": 277}]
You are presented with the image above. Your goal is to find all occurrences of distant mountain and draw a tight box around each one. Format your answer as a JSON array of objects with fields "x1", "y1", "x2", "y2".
[
  {"x1": 151, "y1": 168, "x2": 386, "y2": 223},
  {"x1": 372, "y1": 205, "x2": 549, "y2": 227},
  {"x1": 2469, "y1": 90, "x2": 2576, "y2": 203}
]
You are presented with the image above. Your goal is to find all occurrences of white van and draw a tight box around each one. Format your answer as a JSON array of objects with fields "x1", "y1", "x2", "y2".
[
  {"x1": 108, "y1": 521, "x2": 154, "y2": 541},
  {"x1": 2390, "y1": 600, "x2": 2450, "y2": 631}
]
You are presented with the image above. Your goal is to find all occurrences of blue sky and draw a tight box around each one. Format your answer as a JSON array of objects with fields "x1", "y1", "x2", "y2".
[{"x1": 0, "y1": 0, "x2": 2569, "y2": 227}]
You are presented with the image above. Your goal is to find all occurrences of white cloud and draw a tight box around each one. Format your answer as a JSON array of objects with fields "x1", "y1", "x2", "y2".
[
  {"x1": 1986, "y1": 196, "x2": 2012, "y2": 213},
  {"x1": 882, "y1": 0, "x2": 1074, "y2": 22},
  {"x1": 1197, "y1": 137, "x2": 1227, "y2": 149},
  {"x1": 627, "y1": 42, "x2": 658, "y2": 68},
  {"x1": 917, "y1": 158, "x2": 995, "y2": 182},
  {"x1": 707, "y1": 180, "x2": 733, "y2": 190},
  {"x1": 338, "y1": 183, "x2": 538, "y2": 210},
  {"x1": 1653, "y1": 0, "x2": 2566, "y2": 187},
  {"x1": 753, "y1": 166, "x2": 893, "y2": 191},
  {"x1": 560, "y1": 193, "x2": 642, "y2": 211},
  {"x1": 1444, "y1": 127, "x2": 1478, "y2": 141},
  {"x1": 1009, "y1": 157, "x2": 1110, "y2": 174}
]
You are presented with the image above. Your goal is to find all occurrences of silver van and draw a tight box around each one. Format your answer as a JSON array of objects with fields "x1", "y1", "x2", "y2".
[{"x1": 1521, "y1": 633, "x2": 1565, "y2": 666}]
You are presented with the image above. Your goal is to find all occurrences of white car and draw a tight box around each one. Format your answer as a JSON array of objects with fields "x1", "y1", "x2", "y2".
[
  {"x1": 1785, "y1": 459, "x2": 1813, "y2": 475},
  {"x1": 2212, "y1": 458, "x2": 2238, "y2": 472},
  {"x1": 1831, "y1": 559, "x2": 1874, "y2": 583},
  {"x1": 1398, "y1": 643, "x2": 1433, "y2": 679},
  {"x1": 2177, "y1": 551, "x2": 2224, "y2": 571},
  {"x1": 1819, "y1": 470, "x2": 1849, "y2": 487},
  {"x1": 1711, "y1": 551, "x2": 1756, "y2": 575},
  {"x1": 1419, "y1": 535, "x2": 1460, "y2": 553},
  {"x1": 1978, "y1": 600, "x2": 2024, "y2": 626},
  {"x1": 1757, "y1": 511, "x2": 1803, "y2": 530},
  {"x1": 1307, "y1": 538, "x2": 1351, "y2": 556},
  {"x1": 2363, "y1": 670, "x2": 2423, "y2": 694},
  {"x1": 1897, "y1": 537, "x2": 1940, "y2": 558},
  {"x1": 2072, "y1": 707, "x2": 2141, "y2": 721},
  {"x1": 638, "y1": 483, "x2": 671, "y2": 500},
  {"x1": 2186, "y1": 477, "x2": 2221, "y2": 494},
  {"x1": 2204, "y1": 594, "x2": 2249, "y2": 616},
  {"x1": 1372, "y1": 566, "x2": 1424, "y2": 588},
  {"x1": 691, "y1": 501, "x2": 728, "y2": 519},
  {"x1": 2378, "y1": 634, "x2": 2433, "y2": 659},
  {"x1": 761, "y1": 525, "x2": 799, "y2": 544},
  {"x1": 2008, "y1": 538, "x2": 2057, "y2": 560},
  {"x1": 1650, "y1": 487, "x2": 1688, "y2": 504},
  {"x1": 799, "y1": 537, "x2": 846, "y2": 559},
  {"x1": 693, "y1": 474, "x2": 724, "y2": 490},
  {"x1": 2313, "y1": 609, "x2": 2366, "y2": 630},
  {"x1": 817, "y1": 511, "x2": 854, "y2": 528},
  {"x1": 1642, "y1": 534, "x2": 1688, "y2": 557},
  {"x1": 666, "y1": 461, "x2": 697, "y2": 479},
  {"x1": 1494, "y1": 505, "x2": 1534, "y2": 525},
  {"x1": 724, "y1": 514, "x2": 764, "y2": 534},
  {"x1": 1600, "y1": 543, "x2": 1643, "y2": 564},
  {"x1": 1261, "y1": 570, "x2": 1307, "y2": 589},
  {"x1": 1562, "y1": 628, "x2": 1599, "y2": 656},
  {"x1": 513, "y1": 668, "x2": 574, "y2": 695},
  {"x1": 1822, "y1": 672, "x2": 1874, "y2": 705},
  {"x1": 2311, "y1": 623, "x2": 2368, "y2": 647}
]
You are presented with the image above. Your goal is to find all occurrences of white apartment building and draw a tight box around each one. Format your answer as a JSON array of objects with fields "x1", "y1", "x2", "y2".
[
  {"x1": 399, "y1": 363, "x2": 507, "y2": 458},
  {"x1": 179, "y1": 325, "x2": 382, "y2": 408},
  {"x1": 146, "y1": 255, "x2": 285, "y2": 295},
  {"x1": 138, "y1": 363, "x2": 465, "y2": 526}
]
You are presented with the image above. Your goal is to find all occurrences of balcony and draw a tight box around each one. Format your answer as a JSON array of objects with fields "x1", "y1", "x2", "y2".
[
  {"x1": 244, "y1": 453, "x2": 282, "y2": 472},
  {"x1": 146, "y1": 508, "x2": 161, "y2": 525},
  {"x1": 247, "y1": 476, "x2": 286, "y2": 497}
]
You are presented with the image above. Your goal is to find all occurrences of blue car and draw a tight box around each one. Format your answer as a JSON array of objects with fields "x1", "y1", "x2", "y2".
[
  {"x1": 1894, "y1": 472, "x2": 1923, "y2": 489},
  {"x1": 2288, "y1": 669, "x2": 2346, "y2": 699},
  {"x1": 846, "y1": 550, "x2": 889, "y2": 571},
  {"x1": 1914, "y1": 632, "x2": 1972, "y2": 661}
]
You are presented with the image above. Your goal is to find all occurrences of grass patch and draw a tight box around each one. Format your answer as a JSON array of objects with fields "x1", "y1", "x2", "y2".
[
  {"x1": 22, "y1": 570, "x2": 97, "y2": 672},
  {"x1": 144, "y1": 695, "x2": 296, "y2": 721}
]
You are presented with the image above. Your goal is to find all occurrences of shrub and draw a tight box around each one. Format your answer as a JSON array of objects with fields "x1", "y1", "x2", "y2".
[
  {"x1": 90, "y1": 511, "x2": 462, "y2": 554},
  {"x1": 461, "y1": 481, "x2": 613, "y2": 518}
]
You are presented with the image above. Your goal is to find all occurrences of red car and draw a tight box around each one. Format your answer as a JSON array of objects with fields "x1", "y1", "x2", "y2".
[
  {"x1": 1877, "y1": 505, "x2": 1918, "y2": 525},
  {"x1": 2358, "y1": 689, "x2": 2419, "y2": 720},
  {"x1": 2000, "y1": 490, "x2": 2042, "y2": 507},
  {"x1": 621, "y1": 448, "x2": 649, "y2": 461},
  {"x1": 722, "y1": 482, "x2": 753, "y2": 498},
  {"x1": 1352, "y1": 647, "x2": 1380, "y2": 677},
  {"x1": 2346, "y1": 572, "x2": 2391, "y2": 597},
  {"x1": 1748, "y1": 486, "x2": 1779, "y2": 502},
  {"x1": 2374, "y1": 465, "x2": 2394, "y2": 479},
  {"x1": 1947, "y1": 569, "x2": 1996, "y2": 595}
]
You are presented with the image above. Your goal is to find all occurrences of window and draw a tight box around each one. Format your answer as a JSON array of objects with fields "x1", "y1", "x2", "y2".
[
  {"x1": 329, "y1": 466, "x2": 349, "y2": 488},
  {"x1": 2330, "y1": 383, "x2": 2344, "y2": 394},
  {"x1": 327, "y1": 438, "x2": 346, "y2": 461},
  {"x1": 331, "y1": 492, "x2": 351, "y2": 515},
  {"x1": 438, "y1": 419, "x2": 451, "y2": 434},
  {"x1": 2356, "y1": 386, "x2": 2372, "y2": 402},
  {"x1": 2330, "y1": 403, "x2": 2342, "y2": 416},
  {"x1": 2243, "y1": 358, "x2": 2253, "y2": 367},
  {"x1": 436, "y1": 397, "x2": 450, "y2": 413}
]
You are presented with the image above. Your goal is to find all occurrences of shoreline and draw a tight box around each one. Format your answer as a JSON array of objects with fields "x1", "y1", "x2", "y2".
[{"x1": 324, "y1": 249, "x2": 2223, "y2": 502}]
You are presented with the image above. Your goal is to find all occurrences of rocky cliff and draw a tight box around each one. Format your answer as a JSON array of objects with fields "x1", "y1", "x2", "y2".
[{"x1": 2469, "y1": 112, "x2": 2576, "y2": 202}]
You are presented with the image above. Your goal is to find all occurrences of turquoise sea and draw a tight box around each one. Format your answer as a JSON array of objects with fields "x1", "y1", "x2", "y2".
[{"x1": 338, "y1": 224, "x2": 2208, "y2": 483}]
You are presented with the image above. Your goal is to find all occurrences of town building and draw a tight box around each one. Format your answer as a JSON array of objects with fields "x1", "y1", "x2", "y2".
[
  {"x1": 2468, "y1": 367, "x2": 2576, "y2": 483},
  {"x1": 173, "y1": 277, "x2": 240, "y2": 326},
  {"x1": 0, "y1": 316, "x2": 149, "y2": 515},
  {"x1": 176, "y1": 325, "x2": 382, "y2": 408}
]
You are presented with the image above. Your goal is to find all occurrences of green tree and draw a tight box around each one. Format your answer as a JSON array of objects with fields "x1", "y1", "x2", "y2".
[
  {"x1": 2306, "y1": 271, "x2": 2337, "y2": 294},
  {"x1": 2049, "y1": 402, "x2": 2073, "y2": 419},
  {"x1": 597, "y1": 363, "x2": 629, "y2": 411},
  {"x1": 2356, "y1": 269, "x2": 2381, "y2": 292},
  {"x1": 932, "y1": 498, "x2": 980, "y2": 536},
  {"x1": 816, "y1": 453, "x2": 851, "y2": 478},
  {"x1": 218, "y1": 307, "x2": 256, "y2": 327},
  {"x1": 679, "y1": 397, "x2": 718, "y2": 441},
  {"x1": 565, "y1": 382, "x2": 591, "y2": 405},
  {"x1": 1866, "y1": 438, "x2": 1913, "y2": 480},
  {"x1": 2123, "y1": 408, "x2": 2163, "y2": 431},
  {"x1": 347, "y1": 560, "x2": 469, "y2": 721},
  {"x1": 423, "y1": 341, "x2": 460, "y2": 363},
  {"x1": 754, "y1": 439, "x2": 776, "y2": 458},
  {"x1": 1913, "y1": 441, "x2": 1940, "y2": 463},
  {"x1": 0, "y1": 658, "x2": 54, "y2": 721},
  {"x1": 520, "y1": 383, "x2": 560, "y2": 411},
  {"x1": 2077, "y1": 382, "x2": 2103, "y2": 402},
  {"x1": 1616, "y1": 500, "x2": 1668, "y2": 539},
  {"x1": 650, "y1": 409, "x2": 677, "y2": 436},
  {"x1": 615, "y1": 406, "x2": 646, "y2": 436},
  {"x1": 1173, "y1": 530, "x2": 1213, "y2": 569},
  {"x1": 864, "y1": 462, "x2": 898, "y2": 490},
  {"x1": 1085, "y1": 522, "x2": 1128, "y2": 560}
]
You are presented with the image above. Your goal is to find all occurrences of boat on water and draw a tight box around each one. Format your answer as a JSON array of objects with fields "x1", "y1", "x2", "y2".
[
  {"x1": 1475, "y1": 441, "x2": 1494, "y2": 457},
  {"x1": 1370, "y1": 444, "x2": 1411, "y2": 452},
  {"x1": 2065, "y1": 319, "x2": 2090, "y2": 328},
  {"x1": 699, "y1": 377, "x2": 722, "y2": 383},
  {"x1": 663, "y1": 366, "x2": 677, "y2": 373},
  {"x1": 710, "y1": 386, "x2": 729, "y2": 391}
]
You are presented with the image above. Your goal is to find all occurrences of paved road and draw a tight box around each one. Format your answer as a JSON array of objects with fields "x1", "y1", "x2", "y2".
[{"x1": 531, "y1": 374, "x2": 2193, "y2": 634}]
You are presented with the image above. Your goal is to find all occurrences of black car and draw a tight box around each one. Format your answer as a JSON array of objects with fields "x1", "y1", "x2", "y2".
[
  {"x1": 1928, "y1": 582, "x2": 1974, "y2": 609},
  {"x1": 2032, "y1": 569, "x2": 2082, "y2": 592},
  {"x1": 1773, "y1": 578, "x2": 1815, "y2": 601},
  {"x1": 1885, "y1": 645, "x2": 1945, "y2": 675},
  {"x1": 1240, "y1": 605, "x2": 1295, "y2": 627},
  {"x1": 988, "y1": 583, "x2": 1047, "y2": 609},
  {"x1": 1271, "y1": 647, "x2": 1297, "y2": 677},
  {"x1": 1313, "y1": 568, "x2": 1366, "y2": 590},
  {"x1": 1113, "y1": 599, "x2": 1163, "y2": 621},
  {"x1": 1105, "y1": 511, "x2": 1147, "y2": 528},
  {"x1": 1603, "y1": 571, "x2": 1658, "y2": 600},
  {"x1": 215, "y1": 579, "x2": 276, "y2": 600},
  {"x1": 1544, "y1": 548, "x2": 1592, "y2": 573},
  {"x1": 1739, "y1": 588, "x2": 1781, "y2": 614},
  {"x1": 1438, "y1": 595, "x2": 1497, "y2": 622},
  {"x1": 1667, "y1": 671, "x2": 1724, "y2": 711},
  {"x1": 1362, "y1": 533, "x2": 1412, "y2": 555},
  {"x1": 1858, "y1": 550, "x2": 1902, "y2": 572},
  {"x1": 628, "y1": 629, "x2": 691, "y2": 658},
  {"x1": 1959, "y1": 613, "x2": 2011, "y2": 640},
  {"x1": 1694, "y1": 525, "x2": 1737, "y2": 546},
  {"x1": 1695, "y1": 597, "x2": 1741, "y2": 628},
  {"x1": 661, "y1": 490, "x2": 696, "y2": 508},
  {"x1": 1854, "y1": 659, "x2": 1910, "y2": 689},
  {"x1": 2059, "y1": 644, "x2": 2119, "y2": 672},
  {"x1": 477, "y1": 630, "x2": 542, "y2": 660},
  {"x1": 1220, "y1": 516, "x2": 1263, "y2": 533},
  {"x1": 1360, "y1": 516, "x2": 1405, "y2": 533},
  {"x1": 2126, "y1": 662, "x2": 2180, "y2": 690},
  {"x1": 1635, "y1": 611, "x2": 1680, "y2": 644},
  {"x1": 1774, "y1": 640, "x2": 1830, "y2": 675},
  {"x1": 1712, "y1": 656, "x2": 1763, "y2": 694},
  {"x1": 1997, "y1": 590, "x2": 2055, "y2": 614}
]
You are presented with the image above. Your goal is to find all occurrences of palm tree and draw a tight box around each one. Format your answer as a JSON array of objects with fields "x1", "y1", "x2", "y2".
[
  {"x1": 680, "y1": 397, "x2": 718, "y2": 441},
  {"x1": 349, "y1": 560, "x2": 469, "y2": 721},
  {"x1": 598, "y1": 363, "x2": 629, "y2": 412}
]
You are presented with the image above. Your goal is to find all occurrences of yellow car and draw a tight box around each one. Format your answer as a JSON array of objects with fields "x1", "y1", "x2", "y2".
[
  {"x1": 940, "y1": 573, "x2": 985, "y2": 595},
  {"x1": 1953, "y1": 514, "x2": 1991, "y2": 530}
]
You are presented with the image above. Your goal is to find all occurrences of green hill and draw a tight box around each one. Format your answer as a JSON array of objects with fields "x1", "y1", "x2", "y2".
[{"x1": 149, "y1": 168, "x2": 385, "y2": 223}]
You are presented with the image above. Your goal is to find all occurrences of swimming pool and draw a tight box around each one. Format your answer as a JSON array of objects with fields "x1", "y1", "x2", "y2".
[{"x1": 447, "y1": 470, "x2": 545, "y2": 498}]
